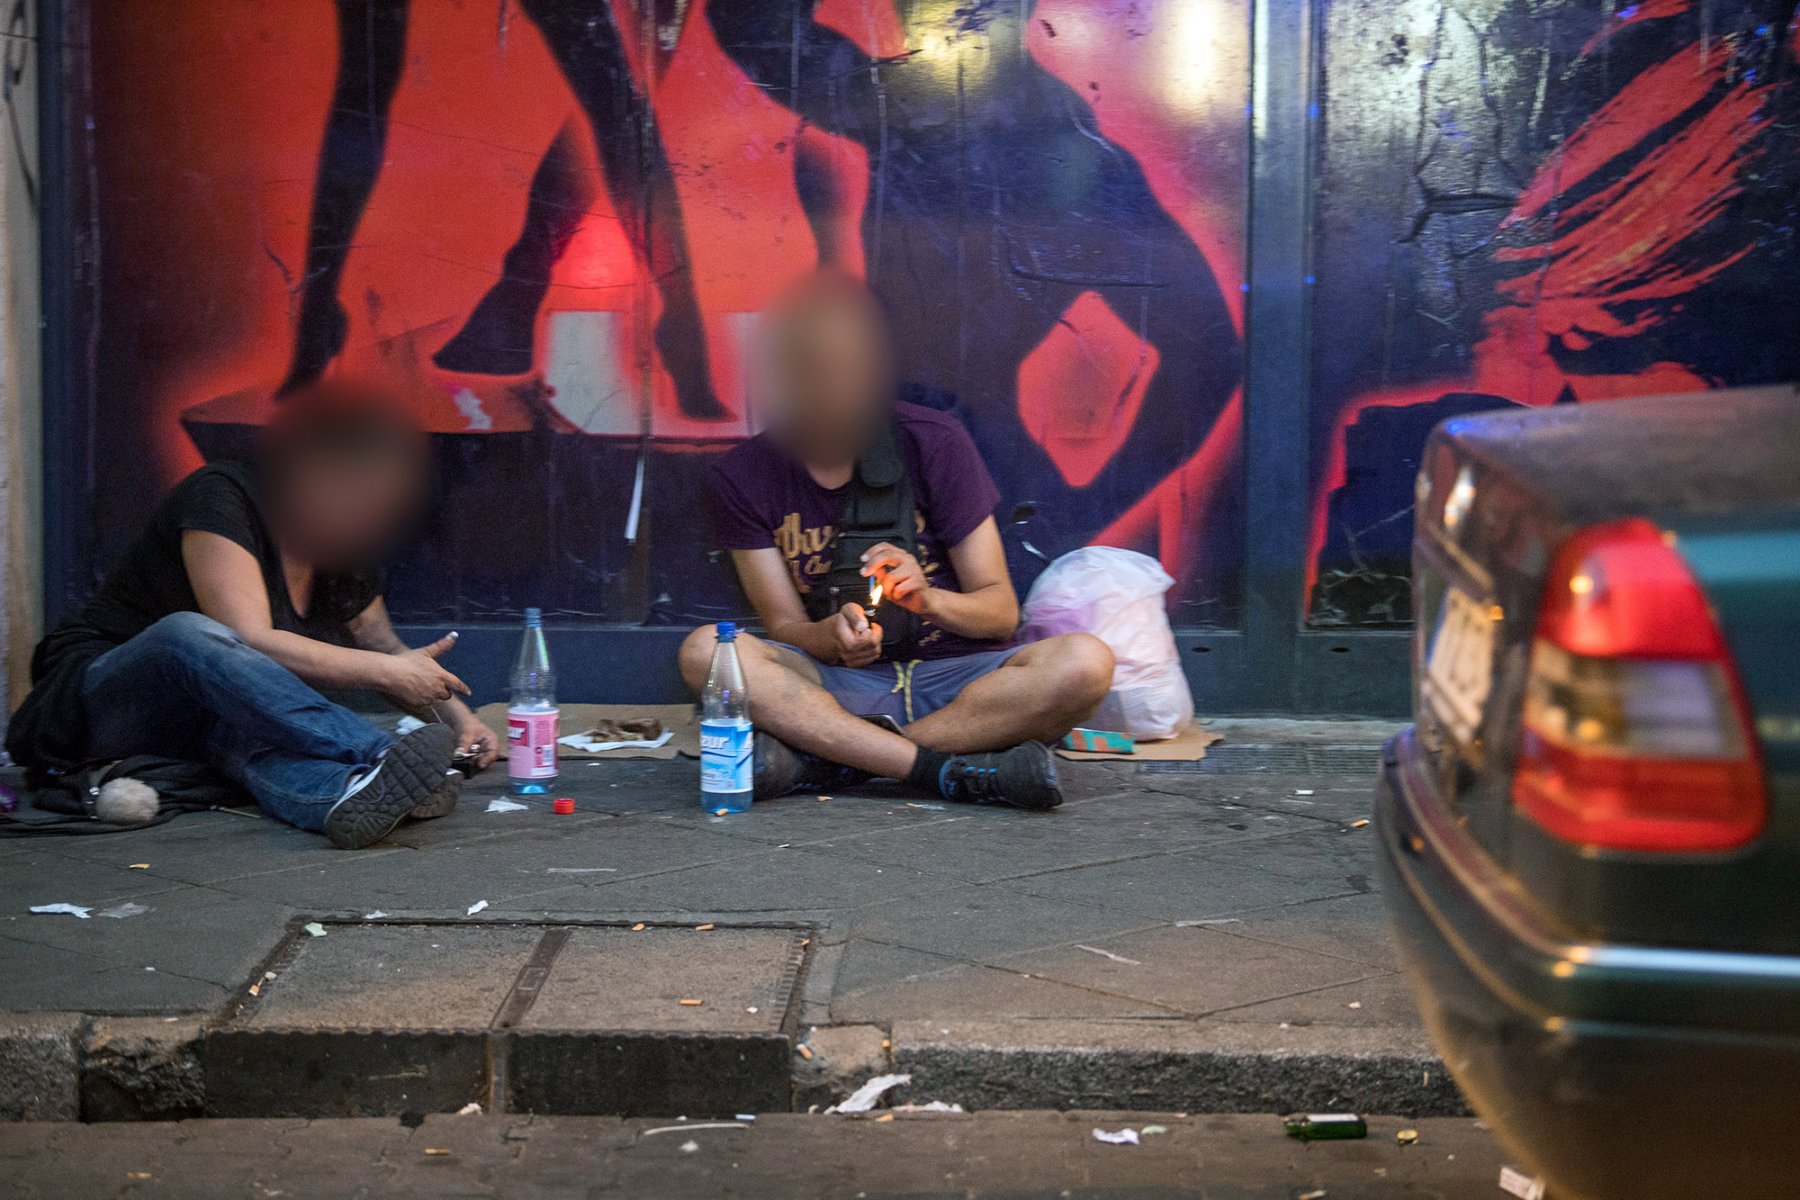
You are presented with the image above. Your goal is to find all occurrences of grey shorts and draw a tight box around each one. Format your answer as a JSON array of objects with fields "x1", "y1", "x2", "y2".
[{"x1": 772, "y1": 643, "x2": 1026, "y2": 726}]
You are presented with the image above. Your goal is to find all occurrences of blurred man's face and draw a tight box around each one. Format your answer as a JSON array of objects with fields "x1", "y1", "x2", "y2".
[
  {"x1": 275, "y1": 451, "x2": 425, "y2": 570},
  {"x1": 766, "y1": 284, "x2": 896, "y2": 463}
]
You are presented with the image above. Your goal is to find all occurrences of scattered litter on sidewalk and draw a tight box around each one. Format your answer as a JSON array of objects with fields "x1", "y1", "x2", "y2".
[
  {"x1": 1092, "y1": 1128, "x2": 1140, "y2": 1146},
  {"x1": 892, "y1": 1101, "x2": 964, "y2": 1114},
  {"x1": 423, "y1": 1148, "x2": 451, "y2": 1157},
  {"x1": 467, "y1": 900, "x2": 489, "y2": 915},
  {"x1": 303, "y1": 922, "x2": 327, "y2": 937},
  {"x1": 1298, "y1": 1190, "x2": 1327, "y2": 1199},
  {"x1": 829, "y1": 1073, "x2": 911, "y2": 1113},
  {"x1": 128, "y1": 863, "x2": 149, "y2": 870},
  {"x1": 642, "y1": 1123, "x2": 748, "y2": 1138},
  {"x1": 1350, "y1": 819, "x2": 1370, "y2": 829},
  {"x1": 1396, "y1": 1128, "x2": 1418, "y2": 1145},
  {"x1": 735, "y1": 1114, "x2": 756, "y2": 1122},
  {"x1": 1175, "y1": 918, "x2": 1238, "y2": 926},
  {"x1": 904, "y1": 801, "x2": 946, "y2": 811},
  {"x1": 678, "y1": 1140, "x2": 699, "y2": 1153},
  {"x1": 745, "y1": 1006, "x2": 758, "y2": 1014},
  {"x1": 1140, "y1": 1125, "x2": 1168, "y2": 1135},
  {"x1": 1498, "y1": 1166, "x2": 1547, "y2": 1199},
  {"x1": 1346, "y1": 1001, "x2": 1362, "y2": 1009},
  {"x1": 249, "y1": 970, "x2": 278, "y2": 998},
  {"x1": 1295, "y1": 789, "x2": 1315, "y2": 796},
  {"x1": 679, "y1": 998, "x2": 703, "y2": 1007},
  {"x1": 545, "y1": 867, "x2": 615, "y2": 874},
  {"x1": 364, "y1": 911, "x2": 387, "y2": 919},
  {"x1": 1284, "y1": 1113, "x2": 1368, "y2": 1141},
  {"x1": 694, "y1": 923, "x2": 715, "y2": 931},
  {"x1": 486, "y1": 798, "x2": 528, "y2": 813},
  {"x1": 631, "y1": 923, "x2": 647, "y2": 931},
  {"x1": 29, "y1": 903, "x2": 91, "y2": 919},
  {"x1": 796, "y1": 1045, "x2": 814, "y2": 1061},
  {"x1": 97, "y1": 902, "x2": 149, "y2": 919},
  {"x1": 1076, "y1": 945, "x2": 1142, "y2": 965},
  {"x1": 457, "y1": 1102, "x2": 484, "y2": 1116}
]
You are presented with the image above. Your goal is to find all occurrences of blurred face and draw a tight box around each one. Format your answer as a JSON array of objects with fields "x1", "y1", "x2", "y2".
[
  {"x1": 273, "y1": 449, "x2": 426, "y2": 570},
  {"x1": 765, "y1": 280, "x2": 896, "y2": 464}
]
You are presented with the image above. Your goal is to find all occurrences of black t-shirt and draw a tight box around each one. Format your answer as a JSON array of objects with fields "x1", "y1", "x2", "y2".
[
  {"x1": 36, "y1": 461, "x2": 384, "y2": 682},
  {"x1": 11, "y1": 462, "x2": 384, "y2": 769}
]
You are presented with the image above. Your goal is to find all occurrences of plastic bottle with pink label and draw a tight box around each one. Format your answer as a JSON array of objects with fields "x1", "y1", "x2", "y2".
[{"x1": 507, "y1": 607, "x2": 559, "y2": 795}]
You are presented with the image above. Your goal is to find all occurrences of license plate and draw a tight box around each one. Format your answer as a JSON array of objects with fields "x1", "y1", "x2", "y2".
[{"x1": 1424, "y1": 587, "x2": 1495, "y2": 746}]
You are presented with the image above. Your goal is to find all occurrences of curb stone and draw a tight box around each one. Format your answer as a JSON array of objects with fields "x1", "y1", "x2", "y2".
[
  {"x1": 0, "y1": 1012, "x2": 85, "y2": 1120},
  {"x1": 81, "y1": 1016, "x2": 208, "y2": 1121},
  {"x1": 891, "y1": 1019, "x2": 1469, "y2": 1117}
]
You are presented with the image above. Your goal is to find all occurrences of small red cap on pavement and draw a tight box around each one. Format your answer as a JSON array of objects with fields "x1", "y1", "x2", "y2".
[{"x1": 553, "y1": 797, "x2": 575, "y2": 814}]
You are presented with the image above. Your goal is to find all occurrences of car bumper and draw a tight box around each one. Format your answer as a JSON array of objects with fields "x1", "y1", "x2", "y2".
[{"x1": 1376, "y1": 728, "x2": 1800, "y2": 1200}]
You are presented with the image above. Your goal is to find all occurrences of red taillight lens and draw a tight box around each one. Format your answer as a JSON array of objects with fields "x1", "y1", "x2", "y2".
[{"x1": 1514, "y1": 519, "x2": 1766, "y2": 853}]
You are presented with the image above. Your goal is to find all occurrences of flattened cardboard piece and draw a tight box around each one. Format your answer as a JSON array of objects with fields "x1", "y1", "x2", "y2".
[
  {"x1": 475, "y1": 703, "x2": 701, "y2": 760},
  {"x1": 1055, "y1": 722, "x2": 1222, "y2": 762}
]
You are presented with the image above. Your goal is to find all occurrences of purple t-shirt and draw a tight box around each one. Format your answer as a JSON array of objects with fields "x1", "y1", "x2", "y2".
[{"x1": 708, "y1": 402, "x2": 1005, "y2": 660}]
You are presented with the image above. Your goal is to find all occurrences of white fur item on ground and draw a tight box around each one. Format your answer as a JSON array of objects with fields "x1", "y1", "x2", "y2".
[{"x1": 95, "y1": 777, "x2": 159, "y2": 824}]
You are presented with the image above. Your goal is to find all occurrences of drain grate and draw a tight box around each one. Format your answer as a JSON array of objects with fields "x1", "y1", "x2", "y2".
[
  {"x1": 1143, "y1": 743, "x2": 1383, "y2": 775},
  {"x1": 202, "y1": 920, "x2": 809, "y2": 1119}
]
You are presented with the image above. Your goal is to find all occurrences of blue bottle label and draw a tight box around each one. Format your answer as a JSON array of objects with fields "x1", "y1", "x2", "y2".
[{"x1": 700, "y1": 719, "x2": 753, "y2": 795}]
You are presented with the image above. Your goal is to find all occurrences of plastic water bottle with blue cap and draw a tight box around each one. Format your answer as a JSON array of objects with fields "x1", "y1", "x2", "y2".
[{"x1": 700, "y1": 622, "x2": 753, "y2": 814}]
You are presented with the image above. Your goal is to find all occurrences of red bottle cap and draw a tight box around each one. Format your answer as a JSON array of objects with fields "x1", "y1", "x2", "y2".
[{"x1": 553, "y1": 797, "x2": 575, "y2": 815}]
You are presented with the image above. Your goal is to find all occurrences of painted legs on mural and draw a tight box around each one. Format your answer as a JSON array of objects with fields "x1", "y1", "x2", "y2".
[
  {"x1": 517, "y1": 0, "x2": 726, "y2": 419},
  {"x1": 433, "y1": 122, "x2": 591, "y2": 377},
  {"x1": 677, "y1": 627, "x2": 1111, "y2": 777},
  {"x1": 284, "y1": 0, "x2": 724, "y2": 415},
  {"x1": 280, "y1": 0, "x2": 409, "y2": 396}
]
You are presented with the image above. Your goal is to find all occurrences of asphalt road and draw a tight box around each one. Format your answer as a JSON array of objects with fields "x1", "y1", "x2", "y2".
[{"x1": 0, "y1": 1110, "x2": 1522, "y2": 1199}]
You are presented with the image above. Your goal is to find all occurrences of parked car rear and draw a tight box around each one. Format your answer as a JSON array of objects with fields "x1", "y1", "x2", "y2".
[{"x1": 1375, "y1": 385, "x2": 1800, "y2": 1200}]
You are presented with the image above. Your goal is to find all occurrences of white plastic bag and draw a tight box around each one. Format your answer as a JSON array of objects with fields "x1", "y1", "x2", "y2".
[{"x1": 1019, "y1": 547, "x2": 1193, "y2": 740}]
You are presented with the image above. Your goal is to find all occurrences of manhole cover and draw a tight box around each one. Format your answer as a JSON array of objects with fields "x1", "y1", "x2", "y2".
[{"x1": 202, "y1": 920, "x2": 808, "y2": 1119}]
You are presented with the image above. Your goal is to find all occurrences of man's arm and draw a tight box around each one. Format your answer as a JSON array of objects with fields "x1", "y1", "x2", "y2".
[
  {"x1": 182, "y1": 530, "x2": 470, "y2": 713},
  {"x1": 862, "y1": 517, "x2": 1019, "y2": 642},
  {"x1": 730, "y1": 547, "x2": 884, "y2": 667},
  {"x1": 347, "y1": 598, "x2": 500, "y2": 767}
]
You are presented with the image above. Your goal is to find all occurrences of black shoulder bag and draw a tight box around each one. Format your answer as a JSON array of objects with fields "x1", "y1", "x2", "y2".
[{"x1": 802, "y1": 420, "x2": 922, "y2": 658}]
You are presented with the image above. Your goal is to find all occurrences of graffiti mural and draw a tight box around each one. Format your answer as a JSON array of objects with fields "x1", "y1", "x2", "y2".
[
  {"x1": 1310, "y1": 0, "x2": 1800, "y2": 625},
  {"x1": 82, "y1": 0, "x2": 1251, "y2": 628}
]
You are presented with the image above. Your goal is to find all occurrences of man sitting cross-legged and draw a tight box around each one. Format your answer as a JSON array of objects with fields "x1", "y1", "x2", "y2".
[{"x1": 679, "y1": 271, "x2": 1114, "y2": 810}]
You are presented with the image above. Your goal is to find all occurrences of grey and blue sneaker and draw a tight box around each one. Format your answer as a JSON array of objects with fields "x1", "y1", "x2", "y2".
[{"x1": 938, "y1": 742, "x2": 1062, "y2": 811}]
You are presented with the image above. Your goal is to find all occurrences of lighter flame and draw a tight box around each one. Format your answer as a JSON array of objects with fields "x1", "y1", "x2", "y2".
[{"x1": 869, "y1": 581, "x2": 883, "y2": 608}]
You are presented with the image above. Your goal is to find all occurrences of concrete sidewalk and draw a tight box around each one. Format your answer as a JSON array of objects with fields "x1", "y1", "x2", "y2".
[{"x1": 0, "y1": 720, "x2": 1457, "y2": 1121}]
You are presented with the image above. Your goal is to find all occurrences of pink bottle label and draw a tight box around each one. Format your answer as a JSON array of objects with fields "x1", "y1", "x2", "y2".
[{"x1": 507, "y1": 708, "x2": 559, "y2": 779}]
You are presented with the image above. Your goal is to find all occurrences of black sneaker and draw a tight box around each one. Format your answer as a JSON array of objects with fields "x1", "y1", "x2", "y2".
[
  {"x1": 753, "y1": 731, "x2": 874, "y2": 800},
  {"x1": 324, "y1": 723, "x2": 456, "y2": 849},
  {"x1": 938, "y1": 742, "x2": 1063, "y2": 811},
  {"x1": 407, "y1": 767, "x2": 464, "y2": 821}
]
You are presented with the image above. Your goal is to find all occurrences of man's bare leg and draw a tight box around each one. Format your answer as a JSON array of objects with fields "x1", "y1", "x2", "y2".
[
  {"x1": 904, "y1": 634, "x2": 1114, "y2": 753},
  {"x1": 679, "y1": 627, "x2": 917, "y2": 779}
]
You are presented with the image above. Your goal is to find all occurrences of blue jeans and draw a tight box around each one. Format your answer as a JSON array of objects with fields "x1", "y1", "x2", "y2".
[{"x1": 81, "y1": 612, "x2": 394, "y2": 832}]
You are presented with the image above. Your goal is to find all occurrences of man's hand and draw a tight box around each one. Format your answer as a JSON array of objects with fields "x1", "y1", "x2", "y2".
[
  {"x1": 828, "y1": 602, "x2": 884, "y2": 668},
  {"x1": 450, "y1": 711, "x2": 501, "y2": 770},
  {"x1": 861, "y1": 543, "x2": 931, "y2": 615},
  {"x1": 382, "y1": 634, "x2": 472, "y2": 710}
]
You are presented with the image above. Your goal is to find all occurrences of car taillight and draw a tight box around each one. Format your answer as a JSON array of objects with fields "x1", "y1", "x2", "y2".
[{"x1": 1514, "y1": 518, "x2": 1766, "y2": 853}]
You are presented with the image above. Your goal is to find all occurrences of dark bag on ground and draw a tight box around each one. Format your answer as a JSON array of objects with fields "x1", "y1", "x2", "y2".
[{"x1": 0, "y1": 756, "x2": 245, "y2": 837}]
